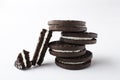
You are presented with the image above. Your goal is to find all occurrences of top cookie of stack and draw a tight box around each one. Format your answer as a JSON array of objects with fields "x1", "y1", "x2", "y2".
[{"x1": 48, "y1": 20, "x2": 87, "y2": 32}]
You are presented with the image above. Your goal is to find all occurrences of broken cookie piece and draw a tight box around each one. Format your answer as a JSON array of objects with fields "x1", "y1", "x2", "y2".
[
  {"x1": 32, "y1": 29, "x2": 52, "y2": 66},
  {"x1": 14, "y1": 50, "x2": 31, "y2": 70}
]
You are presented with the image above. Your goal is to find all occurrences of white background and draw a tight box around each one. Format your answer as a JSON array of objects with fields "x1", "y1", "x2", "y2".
[{"x1": 0, "y1": 0, "x2": 120, "y2": 80}]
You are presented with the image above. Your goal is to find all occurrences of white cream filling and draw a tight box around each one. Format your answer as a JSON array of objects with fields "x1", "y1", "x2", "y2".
[
  {"x1": 52, "y1": 49, "x2": 81, "y2": 53},
  {"x1": 36, "y1": 31, "x2": 49, "y2": 63},
  {"x1": 60, "y1": 61, "x2": 85, "y2": 65},
  {"x1": 61, "y1": 36, "x2": 93, "y2": 40},
  {"x1": 21, "y1": 51, "x2": 27, "y2": 67}
]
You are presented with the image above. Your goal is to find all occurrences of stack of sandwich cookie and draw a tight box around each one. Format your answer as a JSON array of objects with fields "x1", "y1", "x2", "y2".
[{"x1": 48, "y1": 20, "x2": 97, "y2": 70}]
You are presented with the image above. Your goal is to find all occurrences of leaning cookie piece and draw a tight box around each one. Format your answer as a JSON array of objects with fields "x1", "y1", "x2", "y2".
[
  {"x1": 49, "y1": 41, "x2": 86, "y2": 57},
  {"x1": 48, "y1": 20, "x2": 87, "y2": 32},
  {"x1": 32, "y1": 29, "x2": 52, "y2": 66},
  {"x1": 14, "y1": 50, "x2": 31, "y2": 70},
  {"x1": 60, "y1": 32, "x2": 97, "y2": 44},
  {"x1": 32, "y1": 29, "x2": 46, "y2": 66},
  {"x1": 55, "y1": 50, "x2": 92, "y2": 70}
]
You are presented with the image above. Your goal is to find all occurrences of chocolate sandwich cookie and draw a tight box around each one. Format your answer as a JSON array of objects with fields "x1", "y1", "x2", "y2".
[
  {"x1": 60, "y1": 32, "x2": 97, "y2": 44},
  {"x1": 49, "y1": 41, "x2": 86, "y2": 57},
  {"x1": 55, "y1": 50, "x2": 92, "y2": 70},
  {"x1": 14, "y1": 50, "x2": 31, "y2": 70},
  {"x1": 48, "y1": 20, "x2": 87, "y2": 32},
  {"x1": 32, "y1": 29, "x2": 52, "y2": 66}
]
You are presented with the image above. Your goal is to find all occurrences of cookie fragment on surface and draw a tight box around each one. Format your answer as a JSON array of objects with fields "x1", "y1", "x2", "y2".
[{"x1": 14, "y1": 50, "x2": 31, "y2": 70}]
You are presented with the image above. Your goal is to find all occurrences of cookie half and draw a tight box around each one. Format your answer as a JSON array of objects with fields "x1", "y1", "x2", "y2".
[
  {"x1": 49, "y1": 41, "x2": 86, "y2": 57},
  {"x1": 14, "y1": 50, "x2": 31, "y2": 70},
  {"x1": 55, "y1": 50, "x2": 92, "y2": 70},
  {"x1": 32, "y1": 29, "x2": 52, "y2": 66},
  {"x1": 60, "y1": 32, "x2": 97, "y2": 44},
  {"x1": 48, "y1": 20, "x2": 87, "y2": 32}
]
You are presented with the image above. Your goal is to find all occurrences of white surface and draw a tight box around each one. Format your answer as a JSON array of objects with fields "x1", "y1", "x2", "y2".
[{"x1": 0, "y1": 0, "x2": 120, "y2": 80}]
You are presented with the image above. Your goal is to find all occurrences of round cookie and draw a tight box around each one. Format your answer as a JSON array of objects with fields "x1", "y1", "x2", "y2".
[
  {"x1": 48, "y1": 20, "x2": 87, "y2": 32},
  {"x1": 60, "y1": 32, "x2": 97, "y2": 44},
  {"x1": 49, "y1": 41, "x2": 86, "y2": 57},
  {"x1": 55, "y1": 50, "x2": 92, "y2": 70}
]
